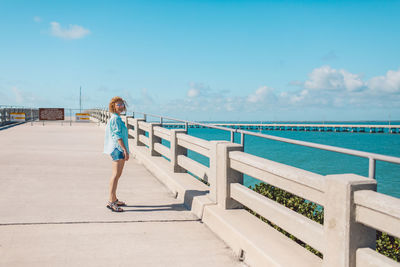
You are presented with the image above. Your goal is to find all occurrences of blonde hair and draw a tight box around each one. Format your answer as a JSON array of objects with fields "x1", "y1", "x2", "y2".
[{"x1": 108, "y1": 96, "x2": 127, "y2": 114}]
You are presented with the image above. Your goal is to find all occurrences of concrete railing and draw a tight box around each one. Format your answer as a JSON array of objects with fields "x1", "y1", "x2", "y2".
[
  {"x1": 0, "y1": 106, "x2": 39, "y2": 126},
  {"x1": 135, "y1": 119, "x2": 201, "y2": 173},
  {"x1": 89, "y1": 109, "x2": 400, "y2": 267},
  {"x1": 87, "y1": 109, "x2": 112, "y2": 124}
]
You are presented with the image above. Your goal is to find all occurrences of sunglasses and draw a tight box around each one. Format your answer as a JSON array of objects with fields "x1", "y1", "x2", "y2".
[{"x1": 116, "y1": 103, "x2": 125, "y2": 107}]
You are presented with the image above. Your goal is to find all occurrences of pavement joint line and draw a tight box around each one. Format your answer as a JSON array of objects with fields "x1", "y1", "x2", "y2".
[{"x1": 0, "y1": 219, "x2": 201, "y2": 226}]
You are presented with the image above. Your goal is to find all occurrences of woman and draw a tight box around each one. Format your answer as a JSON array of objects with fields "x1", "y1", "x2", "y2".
[{"x1": 103, "y1": 96, "x2": 130, "y2": 212}]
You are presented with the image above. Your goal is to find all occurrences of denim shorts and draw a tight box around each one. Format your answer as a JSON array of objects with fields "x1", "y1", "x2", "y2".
[{"x1": 110, "y1": 148, "x2": 125, "y2": 161}]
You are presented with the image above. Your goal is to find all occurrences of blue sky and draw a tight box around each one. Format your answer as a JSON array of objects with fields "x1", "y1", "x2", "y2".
[{"x1": 1, "y1": 0, "x2": 399, "y2": 121}]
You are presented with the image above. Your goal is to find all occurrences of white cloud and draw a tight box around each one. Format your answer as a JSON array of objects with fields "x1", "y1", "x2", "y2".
[
  {"x1": 288, "y1": 89, "x2": 309, "y2": 105},
  {"x1": 343, "y1": 72, "x2": 365, "y2": 92},
  {"x1": 367, "y1": 68, "x2": 400, "y2": 94},
  {"x1": 50, "y1": 22, "x2": 90, "y2": 40},
  {"x1": 33, "y1": 16, "x2": 42, "y2": 23},
  {"x1": 187, "y1": 88, "x2": 199, "y2": 98},
  {"x1": 81, "y1": 66, "x2": 400, "y2": 120},
  {"x1": 161, "y1": 83, "x2": 280, "y2": 117},
  {"x1": 186, "y1": 82, "x2": 211, "y2": 98},
  {"x1": 247, "y1": 86, "x2": 274, "y2": 103},
  {"x1": 283, "y1": 65, "x2": 400, "y2": 109},
  {"x1": 304, "y1": 65, "x2": 365, "y2": 92}
]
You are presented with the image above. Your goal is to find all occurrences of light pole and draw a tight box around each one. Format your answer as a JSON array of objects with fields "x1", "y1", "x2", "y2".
[{"x1": 79, "y1": 86, "x2": 82, "y2": 113}]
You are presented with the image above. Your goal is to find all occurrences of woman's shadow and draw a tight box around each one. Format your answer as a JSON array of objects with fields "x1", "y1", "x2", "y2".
[{"x1": 123, "y1": 189, "x2": 209, "y2": 212}]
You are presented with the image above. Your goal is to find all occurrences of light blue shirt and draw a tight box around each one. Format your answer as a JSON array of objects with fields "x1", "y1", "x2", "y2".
[{"x1": 103, "y1": 113, "x2": 130, "y2": 154}]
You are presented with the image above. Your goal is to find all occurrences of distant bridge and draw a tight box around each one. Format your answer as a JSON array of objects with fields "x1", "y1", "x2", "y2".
[{"x1": 163, "y1": 122, "x2": 400, "y2": 134}]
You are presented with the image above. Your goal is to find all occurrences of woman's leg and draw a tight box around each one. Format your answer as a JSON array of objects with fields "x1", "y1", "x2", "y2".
[{"x1": 109, "y1": 159, "x2": 125, "y2": 203}]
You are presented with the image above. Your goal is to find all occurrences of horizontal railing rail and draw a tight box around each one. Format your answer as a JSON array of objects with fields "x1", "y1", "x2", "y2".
[
  {"x1": 177, "y1": 133, "x2": 212, "y2": 158},
  {"x1": 229, "y1": 151, "x2": 325, "y2": 205},
  {"x1": 132, "y1": 111, "x2": 400, "y2": 180},
  {"x1": 230, "y1": 182, "x2": 325, "y2": 253},
  {"x1": 353, "y1": 190, "x2": 400, "y2": 266},
  {"x1": 354, "y1": 190, "x2": 400, "y2": 238}
]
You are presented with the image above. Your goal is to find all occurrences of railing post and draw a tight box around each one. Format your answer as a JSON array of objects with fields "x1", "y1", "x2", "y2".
[
  {"x1": 240, "y1": 132, "x2": 245, "y2": 146},
  {"x1": 209, "y1": 141, "x2": 229, "y2": 203},
  {"x1": 215, "y1": 142, "x2": 243, "y2": 209},
  {"x1": 149, "y1": 123, "x2": 161, "y2": 156},
  {"x1": 368, "y1": 158, "x2": 376, "y2": 179},
  {"x1": 97, "y1": 110, "x2": 100, "y2": 126},
  {"x1": 133, "y1": 118, "x2": 146, "y2": 146},
  {"x1": 170, "y1": 129, "x2": 187, "y2": 173},
  {"x1": 1, "y1": 108, "x2": 5, "y2": 125},
  {"x1": 7, "y1": 108, "x2": 11, "y2": 123},
  {"x1": 323, "y1": 174, "x2": 377, "y2": 267}
]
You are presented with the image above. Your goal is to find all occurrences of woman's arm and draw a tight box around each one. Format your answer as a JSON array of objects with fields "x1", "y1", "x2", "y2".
[
  {"x1": 110, "y1": 117, "x2": 129, "y2": 161},
  {"x1": 117, "y1": 138, "x2": 129, "y2": 161}
]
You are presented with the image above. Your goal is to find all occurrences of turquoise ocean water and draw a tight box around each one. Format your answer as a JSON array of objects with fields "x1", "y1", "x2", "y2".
[{"x1": 177, "y1": 121, "x2": 400, "y2": 199}]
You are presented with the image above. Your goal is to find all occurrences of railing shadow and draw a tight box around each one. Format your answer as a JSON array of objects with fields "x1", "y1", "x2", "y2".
[
  {"x1": 0, "y1": 122, "x2": 26, "y2": 131},
  {"x1": 123, "y1": 203, "x2": 188, "y2": 212},
  {"x1": 183, "y1": 189, "x2": 209, "y2": 209}
]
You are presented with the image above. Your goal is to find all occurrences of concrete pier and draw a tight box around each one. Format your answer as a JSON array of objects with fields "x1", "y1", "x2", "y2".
[
  {"x1": 2, "y1": 111, "x2": 400, "y2": 267},
  {"x1": 0, "y1": 123, "x2": 244, "y2": 267}
]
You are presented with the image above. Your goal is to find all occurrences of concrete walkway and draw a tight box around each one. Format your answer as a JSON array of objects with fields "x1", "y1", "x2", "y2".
[{"x1": 0, "y1": 122, "x2": 244, "y2": 267}]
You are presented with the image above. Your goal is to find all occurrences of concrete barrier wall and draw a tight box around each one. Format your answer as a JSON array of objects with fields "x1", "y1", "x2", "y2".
[{"x1": 89, "y1": 109, "x2": 400, "y2": 267}]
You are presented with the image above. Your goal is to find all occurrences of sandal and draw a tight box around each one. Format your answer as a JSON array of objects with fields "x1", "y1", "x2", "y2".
[
  {"x1": 115, "y1": 199, "x2": 127, "y2": 206},
  {"x1": 107, "y1": 201, "x2": 124, "y2": 212}
]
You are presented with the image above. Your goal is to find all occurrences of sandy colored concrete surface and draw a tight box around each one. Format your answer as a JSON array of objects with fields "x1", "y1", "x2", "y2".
[{"x1": 0, "y1": 122, "x2": 244, "y2": 267}]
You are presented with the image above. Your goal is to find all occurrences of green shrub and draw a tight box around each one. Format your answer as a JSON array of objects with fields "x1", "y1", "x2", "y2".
[
  {"x1": 376, "y1": 231, "x2": 400, "y2": 261},
  {"x1": 249, "y1": 182, "x2": 399, "y2": 262}
]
